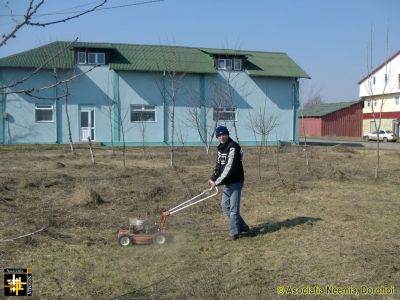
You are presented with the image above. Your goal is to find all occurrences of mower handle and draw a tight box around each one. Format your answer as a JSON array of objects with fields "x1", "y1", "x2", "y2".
[{"x1": 166, "y1": 186, "x2": 219, "y2": 215}]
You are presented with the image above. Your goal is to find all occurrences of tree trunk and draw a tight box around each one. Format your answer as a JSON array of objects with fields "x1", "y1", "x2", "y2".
[{"x1": 64, "y1": 93, "x2": 74, "y2": 155}]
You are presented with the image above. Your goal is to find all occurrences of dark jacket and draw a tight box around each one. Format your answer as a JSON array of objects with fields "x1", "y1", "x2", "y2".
[{"x1": 210, "y1": 137, "x2": 244, "y2": 186}]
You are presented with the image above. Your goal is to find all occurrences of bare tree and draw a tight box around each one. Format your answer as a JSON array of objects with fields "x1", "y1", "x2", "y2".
[
  {"x1": 185, "y1": 82, "x2": 225, "y2": 155},
  {"x1": 186, "y1": 101, "x2": 214, "y2": 154},
  {"x1": 102, "y1": 75, "x2": 115, "y2": 155},
  {"x1": 88, "y1": 137, "x2": 95, "y2": 164},
  {"x1": 301, "y1": 88, "x2": 323, "y2": 111},
  {"x1": 247, "y1": 97, "x2": 279, "y2": 179},
  {"x1": 52, "y1": 67, "x2": 76, "y2": 155},
  {"x1": 361, "y1": 26, "x2": 393, "y2": 179},
  {"x1": 1, "y1": 1, "x2": 108, "y2": 48},
  {"x1": 217, "y1": 68, "x2": 243, "y2": 143},
  {"x1": 154, "y1": 44, "x2": 186, "y2": 167},
  {"x1": 135, "y1": 115, "x2": 147, "y2": 155},
  {"x1": 300, "y1": 110, "x2": 310, "y2": 168},
  {"x1": 297, "y1": 80, "x2": 311, "y2": 168},
  {"x1": 119, "y1": 109, "x2": 129, "y2": 169},
  {"x1": 175, "y1": 125, "x2": 187, "y2": 148},
  {"x1": 62, "y1": 82, "x2": 74, "y2": 154}
]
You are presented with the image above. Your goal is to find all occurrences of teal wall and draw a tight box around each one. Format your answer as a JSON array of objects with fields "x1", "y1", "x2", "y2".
[{"x1": 0, "y1": 66, "x2": 300, "y2": 145}]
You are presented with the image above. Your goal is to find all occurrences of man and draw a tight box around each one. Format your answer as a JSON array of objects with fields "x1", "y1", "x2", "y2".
[{"x1": 208, "y1": 125, "x2": 249, "y2": 240}]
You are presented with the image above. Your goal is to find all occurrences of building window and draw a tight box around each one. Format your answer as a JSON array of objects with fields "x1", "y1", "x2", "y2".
[
  {"x1": 395, "y1": 96, "x2": 400, "y2": 105},
  {"x1": 217, "y1": 58, "x2": 243, "y2": 71},
  {"x1": 77, "y1": 51, "x2": 105, "y2": 65},
  {"x1": 233, "y1": 59, "x2": 242, "y2": 71},
  {"x1": 131, "y1": 105, "x2": 156, "y2": 122},
  {"x1": 372, "y1": 76, "x2": 376, "y2": 84},
  {"x1": 213, "y1": 107, "x2": 237, "y2": 121},
  {"x1": 35, "y1": 105, "x2": 53, "y2": 122},
  {"x1": 87, "y1": 52, "x2": 105, "y2": 65},
  {"x1": 77, "y1": 51, "x2": 86, "y2": 64},
  {"x1": 218, "y1": 59, "x2": 232, "y2": 71},
  {"x1": 384, "y1": 74, "x2": 388, "y2": 83}
]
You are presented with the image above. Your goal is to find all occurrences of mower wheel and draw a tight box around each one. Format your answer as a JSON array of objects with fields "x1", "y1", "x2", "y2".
[
  {"x1": 118, "y1": 235, "x2": 132, "y2": 247},
  {"x1": 153, "y1": 233, "x2": 167, "y2": 245}
]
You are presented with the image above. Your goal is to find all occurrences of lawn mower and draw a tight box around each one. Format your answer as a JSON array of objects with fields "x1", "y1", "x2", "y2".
[{"x1": 117, "y1": 186, "x2": 219, "y2": 247}]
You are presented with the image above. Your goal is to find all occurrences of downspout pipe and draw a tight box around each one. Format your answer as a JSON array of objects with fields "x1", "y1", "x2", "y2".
[
  {"x1": 200, "y1": 74, "x2": 206, "y2": 142},
  {"x1": 53, "y1": 68, "x2": 59, "y2": 143},
  {"x1": 113, "y1": 70, "x2": 120, "y2": 143},
  {"x1": 163, "y1": 71, "x2": 168, "y2": 144},
  {"x1": 293, "y1": 78, "x2": 300, "y2": 144},
  {"x1": 0, "y1": 70, "x2": 4, "y2": 144}
]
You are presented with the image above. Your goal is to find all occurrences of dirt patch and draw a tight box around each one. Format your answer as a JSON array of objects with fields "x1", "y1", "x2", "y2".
[
  {"x1": 69, "y1": 186, "x2": 106, "y2": 207},
  {"x1": 54, "y1": 162, "x2": 65, "y2": 169},
  {"x1": 331, "y1": 144, "x2": 357, "y2": 153}
]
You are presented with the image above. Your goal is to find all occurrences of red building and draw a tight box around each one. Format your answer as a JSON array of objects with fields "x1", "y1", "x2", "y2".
[{"x1": 298, "y1": 101, "x2": 363, "y2": 137}]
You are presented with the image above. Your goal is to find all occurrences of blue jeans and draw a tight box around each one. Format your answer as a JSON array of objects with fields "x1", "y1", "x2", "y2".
[{"x1": 221, "y1": 181, "x2": 247, "y2": 237}]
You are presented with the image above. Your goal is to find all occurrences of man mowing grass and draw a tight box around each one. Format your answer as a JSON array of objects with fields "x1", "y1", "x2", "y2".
[{"x1": 208, "y1": 125, "x2": 250, "y2": 241}]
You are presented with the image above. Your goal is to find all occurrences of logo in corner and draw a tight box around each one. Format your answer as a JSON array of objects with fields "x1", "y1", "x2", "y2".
[{"x1": 4, "y1": 268, "x2": 32, "y2": 297}]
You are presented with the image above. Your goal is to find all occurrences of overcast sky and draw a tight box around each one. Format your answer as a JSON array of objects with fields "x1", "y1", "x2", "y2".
[{"x1": 1, "y1": 0, "x2": 399, "y2": 103}]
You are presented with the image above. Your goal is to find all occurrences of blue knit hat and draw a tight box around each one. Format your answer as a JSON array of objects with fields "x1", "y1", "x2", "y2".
[{"x1": 215, "y1": 126, "x2": 229, "y2": 137}]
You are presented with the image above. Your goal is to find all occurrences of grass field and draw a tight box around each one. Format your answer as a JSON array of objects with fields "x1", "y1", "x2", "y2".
[{"x1": 0, "y1": 144, "x2": 399, "y2": 299}]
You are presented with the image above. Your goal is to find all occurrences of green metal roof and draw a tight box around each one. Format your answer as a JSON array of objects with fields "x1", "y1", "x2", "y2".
[
  {"x1": 0, "y1": 41, "x2": 309, "y2": 78},
  {"x1": 301, "y1": 101, "x2": 361, "y2": 117}
]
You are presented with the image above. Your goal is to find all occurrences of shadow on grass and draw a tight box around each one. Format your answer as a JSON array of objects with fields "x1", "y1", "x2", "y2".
[{"x1": 244, "y1": 216, "x2": 322, "y2": 237}]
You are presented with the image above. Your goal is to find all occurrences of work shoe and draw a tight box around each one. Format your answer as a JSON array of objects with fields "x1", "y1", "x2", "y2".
[
  {"x1": 225, "y1": 235, "x2": 239, "y2": 241},
  {"x1": 240, "y1": 225, "x2": 250, "y2": 233}
]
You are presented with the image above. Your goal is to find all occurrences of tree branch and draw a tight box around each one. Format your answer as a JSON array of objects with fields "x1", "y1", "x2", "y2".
[
  {"x1": 27, "y1": 0, "x2": 107, "y2": 27},
  {"x1": 9, "y1": 64, "x2": 97, "y2": 97},
  {"x1": 0, "y1": 0, "x2": 44, "y2": 47},
  {"x1": 0, "y1": 226, "x2": 47, "y2": 243},
  {"x1": 0, "y1": 38, "x2": 78, "y2": 91}
]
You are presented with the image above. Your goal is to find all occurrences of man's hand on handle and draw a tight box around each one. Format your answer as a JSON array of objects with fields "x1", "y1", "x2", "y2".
[{"x1": 208, "y1": 179, "x2": 215, "y2": 188}]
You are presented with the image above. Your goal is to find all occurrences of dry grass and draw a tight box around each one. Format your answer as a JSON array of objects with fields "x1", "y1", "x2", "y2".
[{"x1": 0, "y1": 144, "x2": 399, "y2": 299}]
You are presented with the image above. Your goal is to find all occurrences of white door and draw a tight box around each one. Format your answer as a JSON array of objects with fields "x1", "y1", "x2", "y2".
[{"x1": 80, "y1": 109, "x2": 95, "y2": 141}]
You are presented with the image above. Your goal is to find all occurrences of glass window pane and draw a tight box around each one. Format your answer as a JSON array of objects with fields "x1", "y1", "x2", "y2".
[
  {"x1": 88, "y1": 53, "x2": 96, "y2": 64},
  {"x1": 132, "y1": 105, "x2": 143, "y2": 110},
  {"x1": 91, "y1": 110, "x2": 95, "y2": 127},
  {"x1": 131, "y1": 111, "x2": 155, "y2": 122},
  {"x1": 213, "y1": 107, "x2": 235, "y2": 121},
  {"x1": 36, "y1": 110, "x2": 53, "y2": 122},
  {"x1": 226, "y1": 59, "x2": 232, "y2": 70},
  {"x1": 142, "y1": 112, "x2": 155, "y2": 121},
  {"x1": 97, "y1": 53, "x2": 105, "y2": 64},
  {"x1": 81, "y1": 112, "x2": 89, "y2": 127},
  {"x1": 234, "y1": 59, "x2": 241, "y2": 70},
  {"x1": 218, "y1": 59, "x2": 225, "y2": 70},
  {"x1": 78, "y1": 52, "x2": 86, "y2": 64}
]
